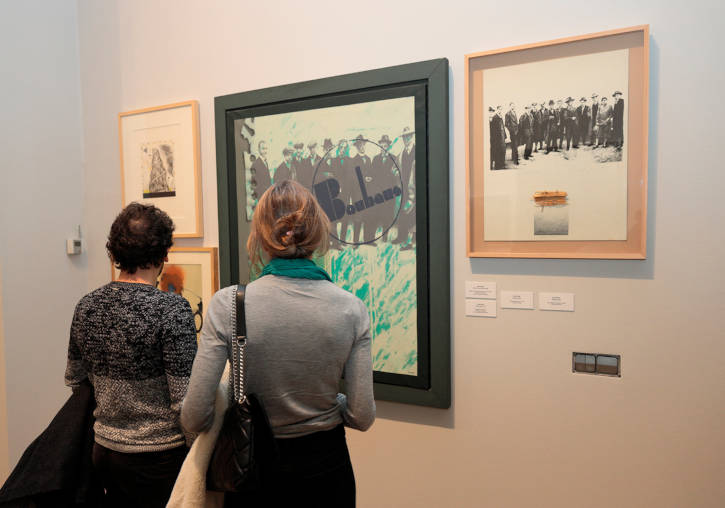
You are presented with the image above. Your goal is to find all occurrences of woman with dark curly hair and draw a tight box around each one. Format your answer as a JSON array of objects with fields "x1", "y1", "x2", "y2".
[
  {"x1": 182, "y1": 181, "x2": 375, "y2": 507},
  {"x1": 65, "y1": 202, "x2": 197, "y2": 507}
]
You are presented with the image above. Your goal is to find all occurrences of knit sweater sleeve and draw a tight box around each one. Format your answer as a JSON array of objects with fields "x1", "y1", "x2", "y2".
[
  {"x1": 64, "y1": 301, "x2": 88, "y2": 388},
  {"x1": 162, "y1": 297, "x2": 198, "y2": 416},
  {"x1": 337, "y1": 298, "x2": 375, "y2": 431}
]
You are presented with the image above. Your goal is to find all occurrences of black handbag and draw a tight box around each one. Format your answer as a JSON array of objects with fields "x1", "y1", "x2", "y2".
[{"x1": 206, "y1": 285, "x2": 276, "y2": 492}]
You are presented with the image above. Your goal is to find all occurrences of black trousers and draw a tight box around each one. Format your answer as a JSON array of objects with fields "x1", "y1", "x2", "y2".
[
  {"x1": 522, "y1": 133, "x2": 533, "y2": 159},
  {"x1": 226, "y1": 424, "x2": 355, "y2": 508},
  {"x1": 509, "y1": 132, "x2": 519, "y2": 163},
  {"x1": 565, "y1": 122, "x2": 576, "y2": 149},
  {"x1": 493, "y1": 141, "x2": 506, "y2": 169},
  {"x1": 546, "y1": 126, "x2": 559, "y2": 151},
  {"x1": 92, "y1": 442, "x2": 187, "y2": 508}
]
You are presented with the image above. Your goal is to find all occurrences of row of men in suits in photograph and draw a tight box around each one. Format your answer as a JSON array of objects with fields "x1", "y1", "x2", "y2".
[
  {"x1": 489, "y1": 91, "x2": 625, "y2": 169},
  {"x1": 248, "y1": 129, "x2": 416, "y2": 248}
]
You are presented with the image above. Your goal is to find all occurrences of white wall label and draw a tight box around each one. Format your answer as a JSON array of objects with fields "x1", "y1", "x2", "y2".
[
  {"x1": 539, "y1": 292, "x2": 575, "y2": 312},
  {"x1": 465, "y1": 281, "x2": 497, "y2": 299},
  {"x1": 465, "y1": 299, "x2": 497, "y2": 317},
  {"x1": 501, "y1": 291, "x2": 534, "y2": 309}
]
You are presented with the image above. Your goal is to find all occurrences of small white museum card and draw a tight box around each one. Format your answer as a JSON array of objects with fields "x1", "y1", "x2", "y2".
[
  {"x1": 465, "y1": 299, "x2": 497, "y2": 317},
  {"x1": 465, "y1": 281, "x2": 497, "y2": 299},
  {"x1": 501, "y1": 291, "x2": 534, "y2": 309},
  {"x1": 539, "y1": 292, "x2": 575, "y2": 312}
]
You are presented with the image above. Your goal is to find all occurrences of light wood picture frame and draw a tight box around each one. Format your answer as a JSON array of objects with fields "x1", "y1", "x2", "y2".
[
  {"x1": 466, "y1": 26, "x2": 649, "y2": 259},
  {"x1": 119, "y1": 100, "x2": 203, "y2": 238},
  {"x1": 112, "y1": 247, "x2": 219, "y2": 339}
]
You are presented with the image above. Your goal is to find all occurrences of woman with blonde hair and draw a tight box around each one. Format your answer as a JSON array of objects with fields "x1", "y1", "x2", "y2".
[{"x1": 181, "y1": 180, "x2": 375, "y2": 507}]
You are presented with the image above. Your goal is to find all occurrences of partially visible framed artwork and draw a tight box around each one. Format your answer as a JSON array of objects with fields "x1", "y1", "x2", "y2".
[
  {"x1": 466, "y1": 25, "x2": 649, "y2": 258},
  {"x1": 112, "y1": 247, "x2": 219, "y2": 339},
  {"x1": 119, "y1": 100, "x2": 203, "y2": 238},
  {"x1": 215, "y1": 59, "x2": 450, "y2": 408}
]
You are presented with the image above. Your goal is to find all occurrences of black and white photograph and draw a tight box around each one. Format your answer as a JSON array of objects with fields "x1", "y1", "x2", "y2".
[
  {"x1": 482, "y1": 49, "x2": 629, "y2": 242},
  {"x1": 487, "y1": 91, "x2": 626, "y2": 172}
]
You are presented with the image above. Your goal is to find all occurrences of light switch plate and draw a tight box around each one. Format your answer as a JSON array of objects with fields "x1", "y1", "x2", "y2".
[
  {"x1": 66, "y1": 238, "x2": 82, "y2": 255},
  {"x1": 573, "y1": 352, "x2": 621, "y2": 377}
]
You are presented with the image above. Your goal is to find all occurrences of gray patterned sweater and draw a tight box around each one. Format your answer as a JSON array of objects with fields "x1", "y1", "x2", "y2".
[{"x1": 65, "y1": 281, "x2": 197, "y2": 453}]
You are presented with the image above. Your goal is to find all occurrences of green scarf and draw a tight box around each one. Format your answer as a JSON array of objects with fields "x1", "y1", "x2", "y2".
[{"x1": 260, "y1": 257, "x2": 331, "y2": 281}]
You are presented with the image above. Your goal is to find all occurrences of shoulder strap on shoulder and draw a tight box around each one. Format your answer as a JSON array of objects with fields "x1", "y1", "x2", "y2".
[{"x1": 231, "y1": 284, "x2": 248, "y2": 403}]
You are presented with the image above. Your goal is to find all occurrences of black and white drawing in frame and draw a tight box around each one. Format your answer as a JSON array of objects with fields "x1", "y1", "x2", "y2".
[
  {"x1": 142, "y1": 141, "x2": 176, "y2": 198},
  {"x1": 483, "y1": 49, "x2": 629, "y2": 242}
]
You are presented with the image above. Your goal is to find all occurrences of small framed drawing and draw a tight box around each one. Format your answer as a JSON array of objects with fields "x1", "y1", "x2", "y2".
[
  {"x1": 466, "y1": 25, "x2": 649, "y2": 258},
  {"x1": 119, "y1": 101, "x2": 203, "y2": 238},
  {"x1": 214, "y1": 59, "x2": 450, "y2": 408},
  {"x1": 112, "y1": 247, "x2": 219, "y2": 339}
]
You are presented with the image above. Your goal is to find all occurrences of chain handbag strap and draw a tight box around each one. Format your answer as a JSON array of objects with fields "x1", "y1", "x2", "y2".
[{"x1": 231, "y1": 285, "x2": 247, "y2": 404}]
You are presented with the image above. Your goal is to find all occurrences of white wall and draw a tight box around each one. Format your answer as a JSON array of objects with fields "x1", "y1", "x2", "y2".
[
  {"x1": 2, "y1": 0, "x2": 721, "y2": 505},
  {"x1": 0, "y1": 1, "x2": 87, "y2": 467},
  {"x1": 0, "y1": 267, "x2": 9, "y2": 483}
]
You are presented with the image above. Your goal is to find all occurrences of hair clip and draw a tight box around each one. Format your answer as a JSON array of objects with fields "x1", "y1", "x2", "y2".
[{"x1": 285, "y1": 230, "x2": 293, "y2": 237}]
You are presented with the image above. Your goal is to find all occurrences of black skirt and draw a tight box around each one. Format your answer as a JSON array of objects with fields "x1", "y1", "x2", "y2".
[{"x1": 225, "y1": 424, "x2": 355, "y2": 508}]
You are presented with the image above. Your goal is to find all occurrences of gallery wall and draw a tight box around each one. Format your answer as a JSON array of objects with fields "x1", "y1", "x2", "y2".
[
  {"x1": 74, "y1": 2, "x2": 725, "y2": 506},
  {"x1": 0, "y1": 1, "x2": 87, "y2": 471},
  {"x1": 0, "y1": 269, "x2": 8, "y2": 481},
  {"x1": 1, "y1": 0, "x2": 723, "y2": 505}
]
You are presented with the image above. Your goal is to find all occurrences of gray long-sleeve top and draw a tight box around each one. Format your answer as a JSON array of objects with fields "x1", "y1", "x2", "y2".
[{"x1": 181, "y1": 275, "x2": 375, "y2": 438}]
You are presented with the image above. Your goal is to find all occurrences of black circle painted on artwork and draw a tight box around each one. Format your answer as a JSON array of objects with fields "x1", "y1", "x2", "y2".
[{"x1": 311, "y1": 138, "x2": 404, "y2": 245}]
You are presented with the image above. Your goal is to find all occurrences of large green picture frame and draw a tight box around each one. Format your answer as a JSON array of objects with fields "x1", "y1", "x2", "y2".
[{"x1": 215, "y1": 59, "x2": 450, "y2": 408}]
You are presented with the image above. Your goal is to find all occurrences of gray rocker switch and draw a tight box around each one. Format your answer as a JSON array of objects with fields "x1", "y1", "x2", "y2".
[
  {"x1": 573, "y1": 352, "x2": 621, "y2": 377},
  {"x1": 573, "y1": 353, "x2": 596, "y2": 373}
]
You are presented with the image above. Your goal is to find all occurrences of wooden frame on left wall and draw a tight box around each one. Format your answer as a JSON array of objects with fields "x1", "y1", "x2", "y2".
[{"x1": 119, "y1": 100, "x2": 203, "y2": 238}]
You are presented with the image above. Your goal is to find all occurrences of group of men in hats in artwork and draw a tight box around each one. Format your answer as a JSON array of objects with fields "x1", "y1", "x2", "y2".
[
  {"x1": 248, "y1": 127, "x2": 416, "y2": 249},
  {"x1": 250, "y1": 140, "x2": 323, "y2": 198},
  {"x1": 489, "y1": 91, "x2": 625, "y2": 170}
]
